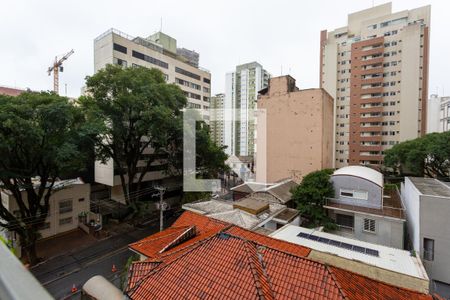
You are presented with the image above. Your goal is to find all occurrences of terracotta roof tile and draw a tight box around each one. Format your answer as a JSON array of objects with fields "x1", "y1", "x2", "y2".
[
  {"x1": 330, "y1": 267, "x2": 433, "y2": 300},
  {"x1": 126, "y1": 211, "x2": 435, "y2": 300}
]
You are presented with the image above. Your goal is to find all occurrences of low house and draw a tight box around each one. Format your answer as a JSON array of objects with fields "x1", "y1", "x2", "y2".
[
  {"x1": 271, "y1": 224, "x2": 429, "y2": 293},
  {"x1": 182, "y1": 194, "x2": 299, "y2": 233},
  {"x1": 230, "y1": 178, "x2": 297, "y2": 205},
  {"x1": 324, "y1": 166, "x2": 405, "y2": 249},
  {"x1": 124, "y1": 211, "x2": 439, "y2": 299},
  {"x1": 402, "y1": 177, "x2": 450, "y2": 297},
  {"x1": 0, "y1": 178, "x2": 90, "y2": 255}
]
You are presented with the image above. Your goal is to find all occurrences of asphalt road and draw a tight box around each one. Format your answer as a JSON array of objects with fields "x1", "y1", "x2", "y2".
[{"x1": 31, "y1": 216, "x2": 177, "y2": 300}]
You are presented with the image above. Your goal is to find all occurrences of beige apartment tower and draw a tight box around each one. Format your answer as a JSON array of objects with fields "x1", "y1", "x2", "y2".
[
  {"x1": 320, "y1": 3, "x2": 430, "y2": 167},
  {"x1": 256, "y1": 76, "x2": 334, "y2": 183}
]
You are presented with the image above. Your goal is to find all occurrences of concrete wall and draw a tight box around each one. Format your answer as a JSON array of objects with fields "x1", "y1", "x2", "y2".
[
  {"x1": 256, "y1": 76, "x2": 334, "y2": 183},
  {"x1": 420, "y1": 195, "x2": 450, "y2": 284},
  {"x1": 402, "y1": 178, "x2": 421, "y2": 251},
  {"x1": 331, "y1": 175, "x2": 382, "y2": 208},
  {"x1": 308, "y1": 249, "x2": 429, "y2": 293},
  {"x1": 328, "y1": 210, "x2": 404, "y2": 249}
]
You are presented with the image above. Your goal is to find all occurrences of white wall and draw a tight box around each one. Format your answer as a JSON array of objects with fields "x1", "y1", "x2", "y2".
[{"x1": 402, "y1": 178, "x2": 421, "y2": 251}]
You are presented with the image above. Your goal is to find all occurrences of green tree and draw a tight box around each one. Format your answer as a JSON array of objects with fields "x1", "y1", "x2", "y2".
[
  {"x1": 291, "y1": 169, "x2": 336, "y2": 229},
  {"x1": 81, "y1": 65, "x2": 186, "y2": 208},
  {"x1": 384, "y1": 132, "x2": 450, "y2": 179},
  {"x1": 0, "y1": 92, "x2": 92, "y2": 264}
]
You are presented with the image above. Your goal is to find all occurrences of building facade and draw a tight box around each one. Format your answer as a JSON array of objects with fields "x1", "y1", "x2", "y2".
[
  {"x1": 320, "y1": 3, "x2": 430, "y2": 167},
  {"x1": 224, "y1": 62, "x2": 270, "y2": 156},
  {"x1": 402, "y1": 177, "x2": 450, "y2": 296},
  {"x1": 324, "y1": 166, "x2": 405, "y2": 249},
  {"x1": 93, "y1": 28, "x2": 211, "y2": 197},
  {"x1": 0, "y1": 179, "x2": 90, "y2": 255},
  {"x1": 210, "y1": 93, "x2": 225, "y2": 147},
  {"x1": 256, "y1": 76, "x2": 334, "y2": 183},
  {"x1": 427, "y1": 94, "x2": 450, "y2": 133},
  {"x1": 94, "y1": 28, "x2": 211, "y2": 115}
]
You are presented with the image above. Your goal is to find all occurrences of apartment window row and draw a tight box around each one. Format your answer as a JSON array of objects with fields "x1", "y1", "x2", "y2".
[
  {"x1": 380, "y1": 17, "x2": 407, "y2": 28},
  {"x1": 113, "y1": 43, "x2": 127, "y2": 54},
  {"x1": 183, "y1": 91, "x2": 201, "y2": 100},
  {"x1": 384, "y1": 41, "x2": 399, "y2": 48},
  {"x1": 132, "y1": 50, "x2": 169, "y2": 69},
  {"x1": 175, "y1": 67, "x2": 201, "y2": 80},
  {"x1": 188, "y1": 103, "x2": 201, "y2": 109},
  {"x1": 383, "y1": 61, "x2": 400, "y2": 67},
  {"x1": 175, "y1": 77, "x2": 201, "y2": 90},
  {"x1": 383, "y1": 30, "x2": 399, "y2": 37}
]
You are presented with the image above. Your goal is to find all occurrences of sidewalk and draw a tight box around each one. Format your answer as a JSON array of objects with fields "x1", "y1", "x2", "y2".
[{"x1": 36, "y1": 229, "x2": 97, "y2": 260}]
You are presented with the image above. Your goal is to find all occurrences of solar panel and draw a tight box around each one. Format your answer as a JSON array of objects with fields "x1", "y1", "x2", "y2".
[{"x1": 297, "y1": 232, "x2": 379, "y2": 257}]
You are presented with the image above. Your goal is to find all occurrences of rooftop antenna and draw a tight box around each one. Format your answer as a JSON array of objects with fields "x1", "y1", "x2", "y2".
[
  {"x1": 372, "y1": 0, "x2": 375, "y2": 7},
  {"x1": 281, "y1": 65, "x2": 283, "y2": 75},
  {"x1": 160, "y1": 17, "x2": 163, "y2": 32}
]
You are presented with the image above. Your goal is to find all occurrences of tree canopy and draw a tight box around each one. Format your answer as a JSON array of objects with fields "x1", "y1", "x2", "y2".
[
  {"x1": 81, "y1": 64, "x2": 228, "y2": 208},
  {"x1": 384, "y1": 132, "x2": 450, "y2": 179},
  {"x1": 291, "y1": 169, "x2": 336, "y2": 230},
  {"x1": 0, "y1": 92, "x2": 92, "y2": 264}
]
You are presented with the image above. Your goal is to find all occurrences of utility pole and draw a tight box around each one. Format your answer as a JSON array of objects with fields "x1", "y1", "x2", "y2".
[{"x1": 152, "y1": 186, "x2": 166, "y2": 232}]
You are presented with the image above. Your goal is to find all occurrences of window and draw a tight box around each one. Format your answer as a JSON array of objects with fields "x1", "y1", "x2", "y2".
[
  {"x1": 113, "y1": 57, "x2": 127, "y2": 67},
  {"x1": 423, "y1": 238, "x2": 434, "y2": 261},
  {"x1": 203, "y1": 87, "x2": 210, "y2": 93},
  {"x1": 363, "y1": 218, "x2": 376, "y2": 233},
  {"x1": 78, "y1": 198, "x2": 85, "y2": 202},
  {"x1": 340, "y1": 189, "x2": 368, "y2": 200},
  {"x1": 175, "y1": 67, "x2": 200, "y2": 80},
  {"x1": 59, "y1": 199, "x2": 73, "y2": 214},
  {"x1": 59, "y1": 217, "x2": 73, "y2": 226},
  {"x1": 113, "y1": 43, "x2": 127, "y2": 54},
  {"x1": 203, "y1": 78, "x2": 210, "y2": 84},
  {"x1": 336, "y1": 214, "x2": 354, "y2": 229},
  {"x1": 132, "y1": 50, "x2": 168, "y2": 69},
  {"x1": 38, "y1": 222, "x2": 51, "y2": 230}
]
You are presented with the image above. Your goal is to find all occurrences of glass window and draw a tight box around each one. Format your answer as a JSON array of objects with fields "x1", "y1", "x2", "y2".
[
  {"x1": 423, "y1": 238, "x2": 434, "y2": 261},
  {"x1": 59, "y1": 199, "x2": 73, "y2": 214},
  {"x1": 113, "y1": 43, "x2": 127, "y2": 54},
  {"x1": 59, "y1": 217, "x2": 73, "y2": 226},
  {"x1": 336, "y1": 214, "x2": 354, "y2": 229}
]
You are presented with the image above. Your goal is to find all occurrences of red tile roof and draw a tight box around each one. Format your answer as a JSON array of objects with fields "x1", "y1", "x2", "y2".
[
  {"x1": 126, "y1": 211, "x2": 435, "y2": 300},
  {"x1": 330, "y1": 267, "x2": 433, "y2": 300}
]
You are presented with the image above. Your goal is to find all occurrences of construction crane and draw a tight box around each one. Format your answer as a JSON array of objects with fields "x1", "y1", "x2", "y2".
[{"x1": 47, "y1": 49, "x2": 74, "y2": 94}]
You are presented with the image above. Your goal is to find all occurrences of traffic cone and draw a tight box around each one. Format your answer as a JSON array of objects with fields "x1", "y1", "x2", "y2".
[
  {"x1": 71, "y1": 284, "x2": 77, "y2": 293},
  {"x1": 112, "y1": 264, "x2": 117, "y2": 273}
]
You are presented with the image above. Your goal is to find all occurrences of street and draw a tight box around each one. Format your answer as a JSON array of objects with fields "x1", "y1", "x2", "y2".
[{"x1": 31, "y1": 216, "x2": 177, "y2": 300}]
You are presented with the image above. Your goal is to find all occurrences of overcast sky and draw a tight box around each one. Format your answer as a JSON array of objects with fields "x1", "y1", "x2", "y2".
[{"x1": 1, "y1": 0, "x2": 449, "y2": 97}]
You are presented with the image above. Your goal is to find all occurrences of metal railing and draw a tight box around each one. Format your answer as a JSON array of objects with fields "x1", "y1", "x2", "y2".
[{"x1": 324, "y1": 197, "x2": 404, "y2": 219}]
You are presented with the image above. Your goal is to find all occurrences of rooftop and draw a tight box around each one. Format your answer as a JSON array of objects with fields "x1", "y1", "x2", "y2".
[
  {"x1": 271, "y1": 225, "x2": 428, "y2": 280},
  {"x1": 126, "y1": 211, "x2": 435, "y2": 300},
  {"x1": 408, "y1": 177, "x2": 450, "y2": 197},
  {"x1": 333, "y1": 165, "x2": 383, "y2": 187},
  {"x1": 230, "y1": 178, "x2": 297, "y2": 204},
  {"x1": 0, "y1": 85, "x2": 28, "y2": 96}
]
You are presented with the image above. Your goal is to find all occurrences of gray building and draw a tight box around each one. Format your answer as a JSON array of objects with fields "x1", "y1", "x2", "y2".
[
  {"x1": 402, "y1": 177, "x2": 450, "y2": 297},
  {"x1": 324, "y1": 166, "x2": 405, "y2": 249}
]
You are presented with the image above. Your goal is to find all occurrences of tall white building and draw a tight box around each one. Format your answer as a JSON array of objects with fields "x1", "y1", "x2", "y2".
[
  {"x1": 93, "y1": 28, "x2": 211, "y2": 200},
  {"x1": 427, "y1": 94, "x2": 450, "y2": 133},
  {"x1": 224, "y1": 62, "x2": 270, "y2": 157}
]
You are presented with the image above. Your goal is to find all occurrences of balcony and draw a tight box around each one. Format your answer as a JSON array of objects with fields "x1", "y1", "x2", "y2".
[{"x1": 324, "y1": 193, "x2": 404, "y2": 219}]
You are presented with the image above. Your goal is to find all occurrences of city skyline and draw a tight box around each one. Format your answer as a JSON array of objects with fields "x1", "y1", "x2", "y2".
[{"x1": 1, "y1": 0, "x2": 449, "y2": 98}]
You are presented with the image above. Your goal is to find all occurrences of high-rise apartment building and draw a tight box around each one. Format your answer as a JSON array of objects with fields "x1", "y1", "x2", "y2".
[
  {"x1": 210, "y1": 93, "x2": 225, "y2": 147},
  {"x1": 94, "y1": 28, "x2": 211, "y2": 117},
  {"x1": 427, "y1": 94, "x2": 450, "y2": 133},
  {"x1": 93, "y1": 28, "x2": 211, "y2": 199},
  {"x1": 320, "y1": 3, "x2": 430, "y2": 167},
  {"x1": 224, "y1": 62, "x2": 270, "y2": 156}
]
